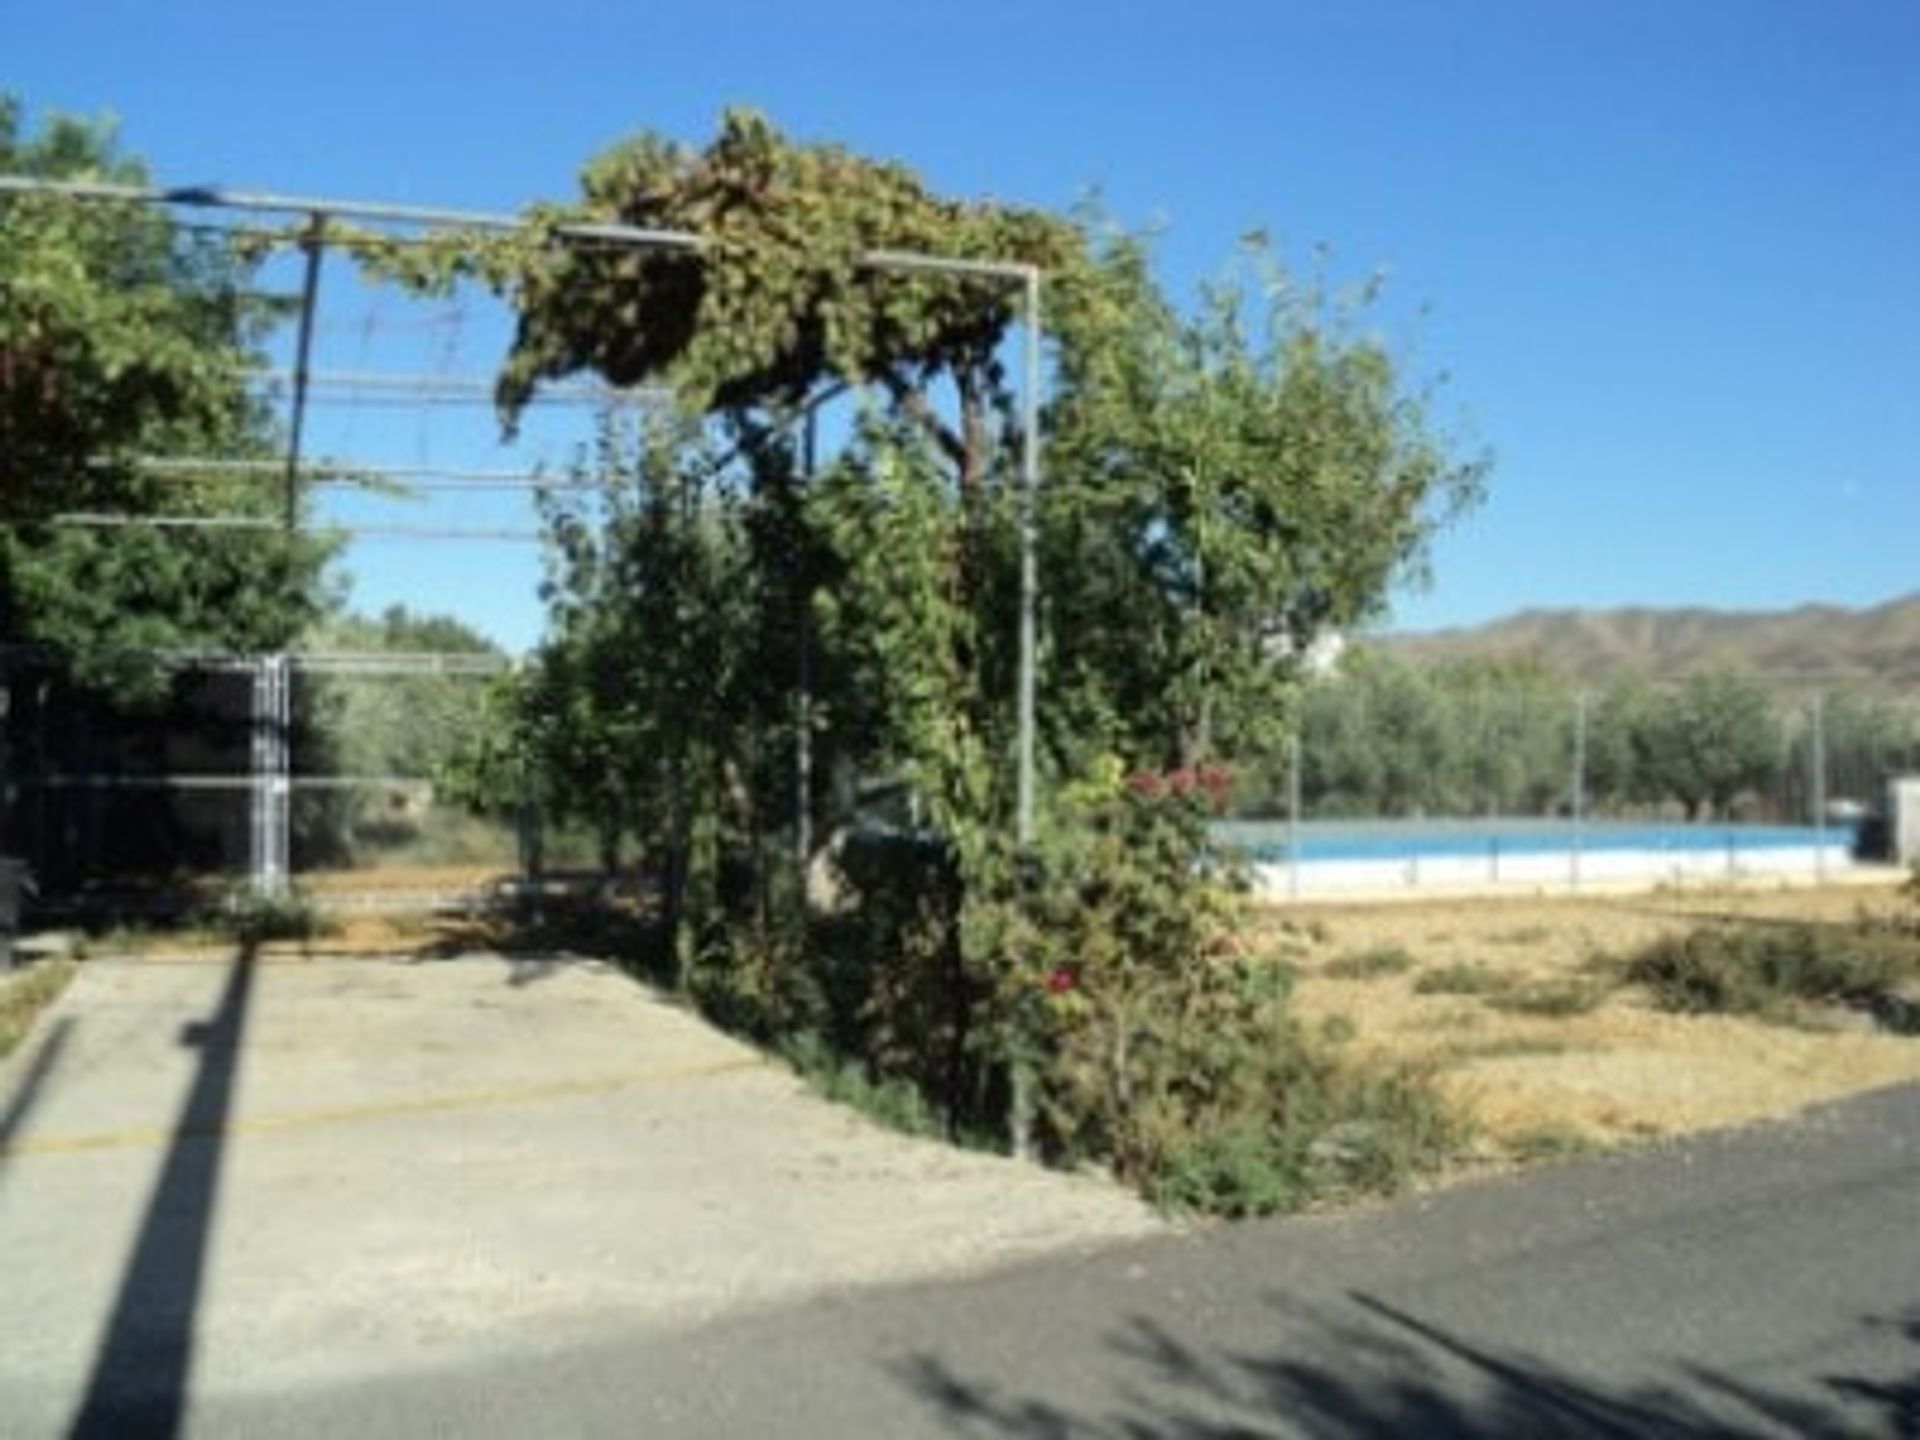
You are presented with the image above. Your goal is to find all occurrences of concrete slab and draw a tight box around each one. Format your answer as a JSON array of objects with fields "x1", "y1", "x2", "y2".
[{"x1": 0, "y1": 952, "x2": 1160, "y2": 1434}]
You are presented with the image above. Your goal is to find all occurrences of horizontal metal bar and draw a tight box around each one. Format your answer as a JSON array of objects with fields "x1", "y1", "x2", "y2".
[
  {"x1": 34, "y1": 774, "x2": 255, "y2": 792},
  {"x1": 0, "y1": 644, "x2": 512, "y2": 671},
  {"x1": 52, "y1": 513, "x2": 543, "y2": 542},
  {"x1": 860, "y1": 247, "x2": 1036, "y2": 283},
  {"x1": 290, "y1": 651, "x2": 509, "y2": 674},
  {"x1": 56, "y1": 512, "x2": 282, "y2": 531},
  {"x1": 253, "y1": 369, "x2": 669, "y2": 404},
  {"x1": 109, "y1": 457, "x2": 590, "y2": 487},
  {"x1": 30, "y1": 774, "x2": 451, "y2": 791},
  {"x1": 0, "y1": 173, "x2": 1038, "y2": 282}
]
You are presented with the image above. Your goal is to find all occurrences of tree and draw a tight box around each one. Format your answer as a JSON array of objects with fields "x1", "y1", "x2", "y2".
[
  {"x1": 0, "y1": 98, "x2": 332, "y2": 696},
  {"x1": 1635, "y1": 669, "x2": 1783, "y2": 821},
  {"x1": 1044, "y1": 236, "x2": 1485, "y2": 774},
  {"x1": 367, "y1": 112, "x2": 1484, "y2": 1170}
]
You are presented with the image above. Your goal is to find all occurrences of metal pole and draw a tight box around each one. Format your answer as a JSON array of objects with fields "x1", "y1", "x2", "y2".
[
  {"x1": 249, "y1": 657, "x2": 267, "y2": 895},
  {"x1": 284, "y1": 213, "x2": 326, "y2": 530},
  {"x1": 1571, "y1": 691, "x2": 1587, "y2": 890},
  {"x1": 0, "y1": 175, "x2": 1040, "y2": 283},
  {"x1": 1811, "y1": 692, "x2": 1828, "y2": 879},
  {"x1": 272, "y1": 654, "x2": 290, "y2": 894},
  {"x1": 796, "y1": 407, "x2": 816, "y2": 875},
  {"x1": 1015, "y1": 267, "x2": 1040, "y2": 849},
  {"x1": 1288, "y1": 730, "x2": 1302, "y2": 901}
]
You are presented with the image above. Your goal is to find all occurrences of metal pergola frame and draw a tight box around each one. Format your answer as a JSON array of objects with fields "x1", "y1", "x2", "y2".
[{"x1": 0, "y1": 174, "x2": 1047, "y2": 895}]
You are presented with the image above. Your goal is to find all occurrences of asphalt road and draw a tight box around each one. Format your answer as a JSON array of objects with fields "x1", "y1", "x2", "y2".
[{"x1": 192, "y1": 1083, "x2": 1919, "y2": 1437}]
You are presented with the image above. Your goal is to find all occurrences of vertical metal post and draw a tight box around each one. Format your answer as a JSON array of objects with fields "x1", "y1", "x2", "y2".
[
  {"x1": 795, "y1": 407, "x2": 816, "y2": 875},
  {"x1": 284, "y1": 212, "x2": 327, "y2": 530},
  {"x1": 1015, "y1": 267, "x2": 1041, "y2": 849},
  {"x1": 249, "y1": 655, "x2": 290, "y2": 898},
  {"x1": 1571, "y1": 691, "x2": 1587, "y2": 890},
  {"x1": 1287, "y1": 729, "x2": 1303, "y2": 900},
  {"x1": 1811, "y1": 692, "x2": 1827, "y2": 879},
  {"x1": 249, "y1": 658, "x2": 267, "y2": 893},
  {"x1": 1006, "y1": 268, "x2": 1043, "y2": 1164}
]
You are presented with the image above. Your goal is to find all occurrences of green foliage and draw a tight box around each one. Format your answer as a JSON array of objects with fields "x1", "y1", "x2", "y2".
[
  {"x1": 1415, "y1": 962, "x2": 1512, "y2": 997},
  {"x1": 1044, "y1": 234, "x2": 1486, "y2": 770},
  {"x1": 1323, "y1": 945, "x2": 1416, "y2": 980},
  {"x1": 1485, "y1": 977, "x2": 1608, "y2": 1018},
  {"x1": 214, "y1": 889, "x2": 337, "y2": 944},
  {"x1": 1629, "y1": 669, "x2": 1783, "y2": 821},
  {"x1": 779, "y1": 1031, "x2": 947, "y2": 1141},
  {"x1": 1285, "y1": 651, "x2": 1573, "y2": 818},
  {"x1": 0, "y1": 98, "x2": 332, "y2": 697},
  {"x1": 1012, "y1": 769, "x2": 1465, "y2": 1209},
  {"x1": 1624, "y1": 922, "x2": 1920, "y2": 1023},
  {"x1": 1147, "y1": 1060, "x2": 1466, "y2": 1218},
  {"x1": 1271, "y1": 648, "x2": 1876, "y2": 826},
  {"x1": 408, "y1": 111, "x2": 1482, "y2": 1213}
]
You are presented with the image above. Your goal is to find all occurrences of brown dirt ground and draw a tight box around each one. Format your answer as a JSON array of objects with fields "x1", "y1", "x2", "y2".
[{"x1": 1266, "y1": 879, "x2": 1920, "y2": 1152}]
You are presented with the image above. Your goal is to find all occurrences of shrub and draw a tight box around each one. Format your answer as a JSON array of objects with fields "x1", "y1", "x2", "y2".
[
  {"x1": 779, "y1": 1031, "x2": 946, "y2": 1140},
  {"x1": 1487, "y1": 978, "x2": 1608, "y2": 1018},
  {"x1": 216, "y1": 890, "x2": 337, "y2": 944},
  {"x1": 1016, "y1": 763, "x2": 1468, "y2": 1215},
  {"x1": 1324, "y1": 946, "x2": 1416, "y2": 980},
  {"x1": 1415, "y1": 962, "x2": 1511, "y2": 997},
  {"x1": 1625, "y1": 923, "x2": 1920, "y2": 1021},
  {"x1": 1145, "y1": 1056, "x2": 1466, "y2": 1218}
]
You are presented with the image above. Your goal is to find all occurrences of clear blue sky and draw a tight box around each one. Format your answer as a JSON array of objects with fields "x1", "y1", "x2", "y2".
[{"x1": 6, "y1": 0, "x2": 1916, "y2": 651}]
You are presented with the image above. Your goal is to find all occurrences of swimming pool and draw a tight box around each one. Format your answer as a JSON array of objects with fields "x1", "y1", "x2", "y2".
[{"x1": 1214, "y1": 819, "x2": 1860, "y2": 898}]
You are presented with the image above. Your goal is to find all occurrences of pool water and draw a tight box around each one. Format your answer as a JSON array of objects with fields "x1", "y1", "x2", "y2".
[{"x1": 1216, "y1": 820, "x2": 1855, "y2": 865}]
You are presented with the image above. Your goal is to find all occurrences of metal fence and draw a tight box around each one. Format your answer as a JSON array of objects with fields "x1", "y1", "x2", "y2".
[
  {"x1": 1226, "y1": 667, "x2": 1920, "y2": 898},
  {"x1": 0, "y1": 647, "x2": 518, "y2": 911}
]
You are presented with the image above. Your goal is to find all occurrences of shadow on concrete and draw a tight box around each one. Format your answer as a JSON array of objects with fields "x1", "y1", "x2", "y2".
[
  {"x1": 400, "y1": 902, "x2": 668, "y2": 988},
  {"x1": 0, "y1": 1014, "x2": 75, "y2": 1171},
  {"x1": 896, "y1": 1290, "x2": 1918, "y2": 1438},
  {"x1": 67, "y1": 943, "x2": 257, "y2": 1439}
]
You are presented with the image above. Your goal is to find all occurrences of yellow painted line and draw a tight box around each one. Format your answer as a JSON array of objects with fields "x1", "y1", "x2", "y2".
[{"x1": 1, "y1": 1057, "x2": 765, "y2": 1159}]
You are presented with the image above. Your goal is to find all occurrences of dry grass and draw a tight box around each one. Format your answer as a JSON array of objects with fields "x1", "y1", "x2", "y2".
[
  {"x1": 1, "y1": 958, "x2": 78, "y2": 1061},
  {"x1": 1268, "y1": 881, "x2": 1920, "y2": 1157}
]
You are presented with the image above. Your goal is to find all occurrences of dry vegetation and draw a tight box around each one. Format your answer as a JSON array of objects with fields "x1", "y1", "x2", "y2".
[{"x1": 1269, "y1": 880, "x2": 1920, "y2": 1159}]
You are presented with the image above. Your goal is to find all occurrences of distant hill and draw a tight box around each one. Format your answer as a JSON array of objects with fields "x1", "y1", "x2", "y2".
[{"x1": 1382, "y1": 593, "x2": 1920, "y2": 686}]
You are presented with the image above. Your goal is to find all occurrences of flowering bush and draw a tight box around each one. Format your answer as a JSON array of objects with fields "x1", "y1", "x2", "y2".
[{"x1": 1002, "y1": 757, "x2": 1463, "y2": 1212}]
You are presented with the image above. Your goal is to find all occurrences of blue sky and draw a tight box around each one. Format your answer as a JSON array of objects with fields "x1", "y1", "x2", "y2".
[{"x1": 6, "y1": 1, "x2": 1916, "y2": 651}]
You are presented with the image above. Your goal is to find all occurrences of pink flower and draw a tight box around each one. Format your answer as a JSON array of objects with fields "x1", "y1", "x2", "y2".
[{"x1": 1045, "y1": 966, "x2": 1078, "y2": 995}]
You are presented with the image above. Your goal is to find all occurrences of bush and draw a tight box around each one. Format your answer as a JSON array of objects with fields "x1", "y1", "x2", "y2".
[
  {"x1": 1625, "y1": 923, "x2": 1920, "y2": 1021},
  {"x1": 1415, "y1": 963, "x2": 1511, "y2": 997},
  {"x1": 1487, "y1": 978, "x2": 1608, "y2": 1018},
  {"x1": 215, "y1": 890, "x2": 337, "y2": 944},
  {"x1": 779, "y1": 1031, "x2": 946, "y2": 1140},
  {"x1": 1148, "y1": 1058, "x2": 1466, "y2": 1217},
  {"x1": 1017, "y1": 766, "x2": 1467, "y2": 1215},
  {"x1": 1324, "y1": 946, "x2": 1416, "y2": 980}
]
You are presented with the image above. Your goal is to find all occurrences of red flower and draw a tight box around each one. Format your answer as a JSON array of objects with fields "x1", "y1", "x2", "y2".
[
  {"x1": 1045, "y1": 966, "x2": 1078, "y2": 995},
  {"x1": 1125, "y1": 771, "x2": 1165, "y2": 798}
]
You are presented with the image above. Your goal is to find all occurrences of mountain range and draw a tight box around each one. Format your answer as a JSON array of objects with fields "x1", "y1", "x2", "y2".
[{"x1": 1382, "y1": 592, "x2": 1920, "y2": 686}]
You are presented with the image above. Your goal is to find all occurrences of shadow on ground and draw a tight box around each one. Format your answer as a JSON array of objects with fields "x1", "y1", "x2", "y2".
[
  {"x1": 67, "y1": 944, "x2": 257, "y2": 1439},
  {"x1": 898, "y1": 1291, "x2": 1919, "y2": 1439},
  {"x1": 0, "y1": 1015, "x2": 74, "y2": 1168}
]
